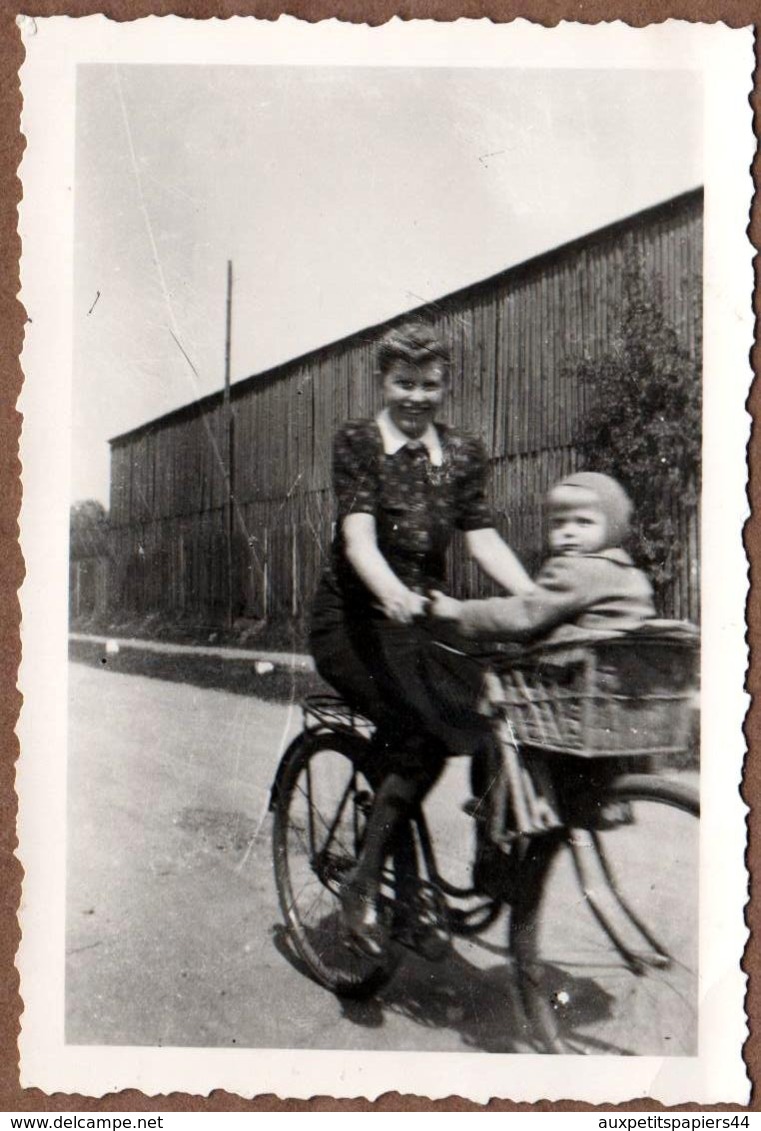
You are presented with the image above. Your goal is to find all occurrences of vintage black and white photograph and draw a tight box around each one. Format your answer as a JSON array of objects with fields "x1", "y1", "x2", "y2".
[{"x1": 17, "y1": 17, "x2": 751, "y2": 1103}]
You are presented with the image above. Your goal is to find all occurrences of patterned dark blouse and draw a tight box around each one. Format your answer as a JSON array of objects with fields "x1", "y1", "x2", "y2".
[{"x1": 328, "y1": 418, "x2": 494, "y2": 606}]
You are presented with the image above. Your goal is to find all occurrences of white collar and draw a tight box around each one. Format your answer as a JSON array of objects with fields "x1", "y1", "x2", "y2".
[{"x1": 376, "y1": 408, "x2": 443, "y2": 467}]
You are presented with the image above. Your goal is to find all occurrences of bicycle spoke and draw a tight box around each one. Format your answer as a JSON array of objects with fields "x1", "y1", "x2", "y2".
[
  {"x1": 306, "y1": 759, "x2": 316, "y2": 857},
  {"x1": 291, "y1": 776, "x2": 357, "y2": 862}
]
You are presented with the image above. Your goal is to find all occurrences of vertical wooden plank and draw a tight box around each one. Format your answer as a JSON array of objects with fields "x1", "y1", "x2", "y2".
[{"x1": 107, "y1": 193, "x2": 703, "y2": 629}]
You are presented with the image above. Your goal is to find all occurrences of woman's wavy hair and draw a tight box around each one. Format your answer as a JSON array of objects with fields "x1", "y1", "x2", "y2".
[{"x1": 375, "y1": 321, "x2": 451, "y2": 379}]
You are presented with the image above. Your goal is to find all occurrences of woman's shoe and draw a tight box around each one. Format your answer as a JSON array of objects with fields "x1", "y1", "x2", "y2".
[{"x1": 340, "y1": 876, "x2": 387, "y2": 960}]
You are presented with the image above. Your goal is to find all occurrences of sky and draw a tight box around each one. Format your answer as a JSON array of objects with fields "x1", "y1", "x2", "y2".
[{"x1": 73, "y1": 64, "x2": 702, "y2": 505}]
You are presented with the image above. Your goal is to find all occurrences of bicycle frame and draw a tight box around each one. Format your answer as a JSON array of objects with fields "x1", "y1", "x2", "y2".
[
  {"x1": 410, "y1": 725, "x2": 684, "y2": 972},
  {"x1": 282, "y1": 694, "x2": 687, "y2": 972}
]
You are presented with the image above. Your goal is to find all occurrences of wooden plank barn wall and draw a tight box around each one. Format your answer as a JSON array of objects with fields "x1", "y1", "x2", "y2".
[{"x1": 108, "y1": 189, "x2": 702, "y2": 630}]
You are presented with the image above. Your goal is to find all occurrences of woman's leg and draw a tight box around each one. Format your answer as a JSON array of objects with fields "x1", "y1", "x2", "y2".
[
  {"x1": 311, "y1": 594, "x2": 481, "y2": 951},
  {"x1": 347, "y1": 771, "x2": 419, "y2": 896},
  {"x1": 341, "y1": 742, "x2": 446, "y2": 956},
  {"x1": 310, "y1": 599, "x2": 393, "y2": 725},
  {"x1": 340, "y1": 772, "x2": 421, "y2": 957},
  {"x1": 352, "y1": 731, "x2": 445, "y2": 889}
]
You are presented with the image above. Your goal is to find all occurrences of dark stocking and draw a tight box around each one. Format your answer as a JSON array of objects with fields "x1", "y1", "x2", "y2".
[{"x1": 351, "y1": 773, "x2": 418, "y2": 897}]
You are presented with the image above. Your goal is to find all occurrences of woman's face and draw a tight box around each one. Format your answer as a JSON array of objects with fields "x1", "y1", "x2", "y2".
[{"x1": 381, "y1": 358, "x2": 448, "y2": 439}]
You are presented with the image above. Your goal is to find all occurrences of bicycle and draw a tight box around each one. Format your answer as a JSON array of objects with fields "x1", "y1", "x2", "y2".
[{"x1": 270, "y1": 625, "x2": 699, "y2": 1055}]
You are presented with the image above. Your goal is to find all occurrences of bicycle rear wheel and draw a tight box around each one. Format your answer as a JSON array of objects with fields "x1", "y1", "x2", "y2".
[
  {"x1": 272, "y1": 730, "x2": 399, "y2": 998},
  {"x1": 511, "y1": 773, "x2": 699, "y2": 1055}
]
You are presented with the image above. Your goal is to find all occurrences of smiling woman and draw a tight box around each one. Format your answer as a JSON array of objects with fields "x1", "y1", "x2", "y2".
[
  {"x1": 380, "y1": 356, "x2": 446, "y2": 439},
  {"x1": 308, "y1": 320, "x2": 535, "y2": 958}
]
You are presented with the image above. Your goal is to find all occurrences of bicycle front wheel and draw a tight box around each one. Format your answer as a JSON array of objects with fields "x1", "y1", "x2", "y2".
[
  {"x1": 272, "y1": 730, "x2": 399, "y2": 998},
  {"x1": 511, "y1": 772, "x2": 699, "y2": 1055}
]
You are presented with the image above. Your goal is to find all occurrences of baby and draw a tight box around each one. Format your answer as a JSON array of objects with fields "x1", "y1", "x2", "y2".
[{"x1": 430, "y1": 471, "x2": 656, "y2": 642}]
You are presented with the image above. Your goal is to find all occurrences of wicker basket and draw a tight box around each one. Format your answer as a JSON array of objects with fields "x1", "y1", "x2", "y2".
[{"x1": 485, "y1": 634, "x2": 698, "y2": 758}]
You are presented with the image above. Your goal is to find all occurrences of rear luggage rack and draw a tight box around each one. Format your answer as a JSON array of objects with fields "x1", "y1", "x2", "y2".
[{"x1": 302, "y1": 695, "x2": 375, "y2": 738}]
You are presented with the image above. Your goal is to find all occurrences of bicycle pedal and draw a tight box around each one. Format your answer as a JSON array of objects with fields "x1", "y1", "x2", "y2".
[
  {"x1": 473, "y1": 841, "x2": 518, "y2": 899},
  {"x1": 393, "y1": 884, "x2": 451, "y2": 963},
  {"x1": 393, "y1": 916, "x2": 451, "y2": 963}
]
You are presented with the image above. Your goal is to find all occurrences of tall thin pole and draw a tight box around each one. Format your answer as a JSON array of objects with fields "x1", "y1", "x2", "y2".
[{"x1": 224, "y1": 260, "x2": 233, "y2": 630}]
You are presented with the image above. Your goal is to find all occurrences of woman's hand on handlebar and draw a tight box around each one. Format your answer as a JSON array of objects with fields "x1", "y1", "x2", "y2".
[
  {"x1": 378, "y1": 587, "x2": 429, "y2": 624},
  {"x1": 428, "y1": 590, "x2": 463, "y2": 622}
]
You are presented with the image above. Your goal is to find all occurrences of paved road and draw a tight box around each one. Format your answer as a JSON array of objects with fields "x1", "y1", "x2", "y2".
[
  {"x1": 66, "y1": 661, "x2": 535, "y2": 1053},
  {"x1": 66, "y1": 660, "x2": 698, "y2": 1056}
]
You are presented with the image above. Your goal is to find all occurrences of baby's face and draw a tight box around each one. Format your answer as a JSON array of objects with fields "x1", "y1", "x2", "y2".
[{"x1": 548, "y1": 499, "x2": 608, "y2": 556}]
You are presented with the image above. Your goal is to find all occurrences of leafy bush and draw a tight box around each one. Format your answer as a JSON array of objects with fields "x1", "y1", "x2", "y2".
[{"x1": 572, "y1": 244, "x2": 701, "y2": 604}]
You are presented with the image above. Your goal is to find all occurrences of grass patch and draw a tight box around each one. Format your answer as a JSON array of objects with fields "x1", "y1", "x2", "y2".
[
  {"x1": 69, "y1": 637, "x2": 329, "y2": 704},
  {"x1": 69, "y1": 611, "x2": 309, "y2": 655}
]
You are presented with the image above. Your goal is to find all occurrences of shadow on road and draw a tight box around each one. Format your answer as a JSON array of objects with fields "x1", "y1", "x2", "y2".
[
  {"x1": 373, "y1": 944, "x2": 535, "y2": 1054},
  {"x1": 270, "y1": 918, "x2": 535, "y2": 1054},
  {"x1": 270, "y1": 923, "x2": 340, "y2": 998}
]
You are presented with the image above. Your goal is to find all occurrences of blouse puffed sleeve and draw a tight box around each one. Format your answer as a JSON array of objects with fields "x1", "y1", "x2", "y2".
[
  {"x1": 332, "y1": 421, "x2": 380, "y2": 519},
  {"x1": 453, "y1": 433, "x2": 495, "y2": 532}
]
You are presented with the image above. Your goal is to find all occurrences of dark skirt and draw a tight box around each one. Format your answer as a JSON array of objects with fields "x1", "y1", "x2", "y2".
[{"x1": 310, "y1": 576, "x2": 489, "y2": 784}]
